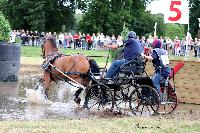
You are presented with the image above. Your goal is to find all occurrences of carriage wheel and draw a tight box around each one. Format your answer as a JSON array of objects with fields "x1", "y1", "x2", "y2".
[
  {"x1": 158, "y1": 86, "x2": 178, "y2": 115},
  {"x1": 129, "y1": 85, "x2": 160, "y2": 116},
  {"x1": 113, "y1": 84, "x2": 134, "y2": 110},
  {"x1": 83, "y1": 83, "x2": 113, "y2": 109}
]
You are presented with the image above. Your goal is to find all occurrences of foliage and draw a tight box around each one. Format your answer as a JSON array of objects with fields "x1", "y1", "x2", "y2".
[
  {"x1": 0, "y1": 13, "x2": 11, "y2": 41},
  {"x1": 189, "y1": 0, "x2": 200, "y2": 38},
  {"x1": 152, "y1": 14, "x2": 166, "y2": 37},
  {"x1": 0, "y1": 0, "x2": 81, "y2": 32},
  {"x1": 165, "y1": 23, "x2": 186, "y2": 40},
  {"x1": 121, "y1": 23, "x2": 129, "y2": 40},
  {"x1": 110, "y1": 23, "x2": 129, "y2": 60},
  {"x1": 79, "y1": 0, "x2": 155, "y2": 36},
  {"x1": 73, "y1": 13, "x2": 83, "y2": 32}
]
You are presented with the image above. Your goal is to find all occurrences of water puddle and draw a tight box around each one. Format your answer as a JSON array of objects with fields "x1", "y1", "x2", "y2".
[{"x1": 0, "y1": 79, "x2": 96, "y2": 120}]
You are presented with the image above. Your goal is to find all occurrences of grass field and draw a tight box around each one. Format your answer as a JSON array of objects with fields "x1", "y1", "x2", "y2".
[
  {"x1": 21, "y1": 46, "x2": 200, "y2": 61},
  {"x1": 21, "y1": 46, "x2": 112, "y2": 66},
  {"x1": 0, "y1": 117, "x2": 199, "y2": 133}
]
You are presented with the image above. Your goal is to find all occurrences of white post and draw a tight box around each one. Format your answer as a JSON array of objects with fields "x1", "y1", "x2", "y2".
[
  {"x1": 154, "y1": 22, "x2": 157, "y2": 37},
  {"x1": 184, "y1": 0, "x2": 190, "y2": 60},
  {"x1": 185, "y1": 31, "x2": 190, "y2": 60},
  {"x1": 198, "y1": 18, "x2": 200, "y2": 28}
]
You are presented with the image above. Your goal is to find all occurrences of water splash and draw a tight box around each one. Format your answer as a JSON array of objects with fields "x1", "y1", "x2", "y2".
[{"x1": 25, "y1": 85, "x2": 53, "y2": 105}]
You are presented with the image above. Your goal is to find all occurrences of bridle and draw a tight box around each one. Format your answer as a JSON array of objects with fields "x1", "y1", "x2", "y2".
[{"x1": 41, "y1": 37, "x2": 57, "y2": 59}]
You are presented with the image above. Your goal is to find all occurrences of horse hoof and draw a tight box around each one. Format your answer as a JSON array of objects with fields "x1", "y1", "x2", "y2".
[{"x1": 74, "y1": 98, "x2": 81, "y2": 104}]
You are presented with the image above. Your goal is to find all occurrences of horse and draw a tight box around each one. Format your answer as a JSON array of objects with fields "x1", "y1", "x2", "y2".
[{"x1": 40, "y1": 36, "x2": 100, "y2": 104}]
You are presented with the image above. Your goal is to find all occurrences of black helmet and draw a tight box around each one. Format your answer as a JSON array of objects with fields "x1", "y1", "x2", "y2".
[{"x1": 128, "y1": 31, "x2": 136, "y2": 38}]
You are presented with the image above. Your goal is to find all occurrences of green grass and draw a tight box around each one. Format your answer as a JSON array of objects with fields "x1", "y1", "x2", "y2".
[
  {"x1": 21, "y1": 46, "x2": 199, "y2": 62},
  {"x1": 21, "y1": 46, "x2": 109, "y2": 57},
  {"x1": 21, "y1": 46, "x2": 113, "y2": 67},
  {"x1": 0, "y1": 117, "x2": 199, "y2": 133}
]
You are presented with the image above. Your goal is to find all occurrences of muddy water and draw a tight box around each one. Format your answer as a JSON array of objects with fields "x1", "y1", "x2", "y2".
[{"x1": 0, "y1": 79, "x2": 95, "y2": 120}]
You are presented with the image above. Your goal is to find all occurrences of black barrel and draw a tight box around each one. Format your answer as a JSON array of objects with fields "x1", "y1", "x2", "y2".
[{"x1": 0, "y1": 43, "x2": 21, "y2": 81}]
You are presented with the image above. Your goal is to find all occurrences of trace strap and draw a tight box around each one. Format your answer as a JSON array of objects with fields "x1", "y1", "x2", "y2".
[{"x1": 49, "y1": 63, "x2": 86, "y2": 89}]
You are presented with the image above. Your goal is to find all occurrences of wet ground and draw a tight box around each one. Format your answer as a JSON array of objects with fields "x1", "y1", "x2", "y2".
[
  {"x1": 0, "y1": 79, "x2": 89, "y2": 120},
  {"x1": 0, "y1": 64, "x2": 200, "y2": 121}
]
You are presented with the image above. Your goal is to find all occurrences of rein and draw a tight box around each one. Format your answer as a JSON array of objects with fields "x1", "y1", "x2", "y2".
[{"x1": 48, "y1": 63, "x2": 86, "y2": 89}]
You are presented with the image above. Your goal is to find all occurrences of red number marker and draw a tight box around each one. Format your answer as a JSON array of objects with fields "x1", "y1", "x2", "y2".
[{"x1": 168, "y1": 1, "x2": 182, "y2": 21}]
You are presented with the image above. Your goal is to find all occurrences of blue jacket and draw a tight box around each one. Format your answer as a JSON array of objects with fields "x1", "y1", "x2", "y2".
[{"x1": 123, "y1": 38, "x2": 142, "y2": 60}]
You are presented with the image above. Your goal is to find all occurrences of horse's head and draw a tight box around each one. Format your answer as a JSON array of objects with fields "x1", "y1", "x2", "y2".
[{"x1": 41, "y1": 36, "x2": 58, "y2": 59}]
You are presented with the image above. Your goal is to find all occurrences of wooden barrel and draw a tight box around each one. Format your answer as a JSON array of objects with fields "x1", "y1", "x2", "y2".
[{"x1": 0, "y1": 43, "x2": 21, "y2": 81}]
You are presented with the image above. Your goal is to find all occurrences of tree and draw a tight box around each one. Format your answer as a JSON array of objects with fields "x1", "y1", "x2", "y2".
[
  {"x1": 189, "y1": 0, "x2": 200, "y2": 38},
  {"x1": 79, "y1": 0, "x2": 111, "y2": 34},
  {"x1": 0, "y1": 0, "x2": 77, "y2": 32},
  {"x1": 0, "y1": 13, "x2": 11, "y2": 41},
  {"x1": 79, "y1": 0, "x2": 154, "y2": 36},
  {"x1": 165, "y1": 24, "x2": 185, "y2": 39}
]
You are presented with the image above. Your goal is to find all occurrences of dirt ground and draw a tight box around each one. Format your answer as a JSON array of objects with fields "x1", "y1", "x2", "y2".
[{"x1": 19, "y1": 64, "x2": 200, "y2": 121}]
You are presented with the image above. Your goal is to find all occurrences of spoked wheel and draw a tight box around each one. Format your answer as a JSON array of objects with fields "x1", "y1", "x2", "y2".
[
  {"x1": 83, "y1": 83, "x2": 113, "y2": 109},
  {"x1": 158, "y1": 86, "x2": 178, "y2": 115},
  {"x1": 113, "y1": 84, "x2": 135, "y2": 110},
  {"x1": 129, "y1": 85, "x2": 160, "y2": 116}
]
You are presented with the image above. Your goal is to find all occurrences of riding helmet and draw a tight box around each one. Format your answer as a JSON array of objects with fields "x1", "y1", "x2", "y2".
[{"x1": 127, "y1": 31, "x2": 136, "y2": 38}]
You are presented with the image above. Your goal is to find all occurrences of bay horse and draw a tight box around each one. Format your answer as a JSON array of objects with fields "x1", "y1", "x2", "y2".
[{"x1": 40, "y1": 36, "x2": 99, "y2": 104}]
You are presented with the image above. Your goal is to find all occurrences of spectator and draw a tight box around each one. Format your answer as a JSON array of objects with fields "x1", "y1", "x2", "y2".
[
  {"x1": 166, "y1": 37, "x2": 172, "y2": 54},
  {"x1": 174, "y1": 37, "x2": 180, "y2": 56},
  {"x1": 99, "y1": 33, "x2": 105, "y2": 48},
  {"x1": 147, "y1": 35, "x2": 154, "y2": 48},
  {"x1": 35, "y1": 31, "x2": 40, "y2": 46},
  {"x1": 80, "y1": 33, "x2": 87, "y2": 49},
  {"x1": 86, "y1": 34, "x2": 92, "y2": 50},
  {"x1": 67, "y1": 33, "x2": 73, "y2": 48},
  {"x1": 63, "y1": 33, "x2": 68, "y2": 49},
  {"x1": 25, "y1": 30, "x2": 30, "y2": 45},
  {"x1": 73, "y1": 33, "x2": 80, "y2": 49},
  {"x1": 20, "y1": 30, "x2": 26, "y2": 45},
  {"x1": 29, "y1": 31, "x2": 35, "y2": 46},
  {"x1": 92, "y1": 33, "x2": 98, "y2": 50},
  {"x1": 140, "y1": 36, "x2": 146, "y2": 51}
]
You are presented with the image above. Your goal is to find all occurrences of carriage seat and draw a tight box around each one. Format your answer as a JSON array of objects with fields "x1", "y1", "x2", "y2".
[{"x1": 120, "y1": 56, "x2": 145, "y2": 75}]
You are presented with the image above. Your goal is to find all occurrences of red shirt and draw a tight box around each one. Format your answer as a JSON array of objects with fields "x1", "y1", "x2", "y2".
[
  {"x1": 86, "y1": 35, "x2": 92, "y2": 43},
  {"x1": 73, "y1": 34, "x2": 79, "y2": 40},
  {"x1": 174, "y1": 41, "x2": 180, "y2": 48}
]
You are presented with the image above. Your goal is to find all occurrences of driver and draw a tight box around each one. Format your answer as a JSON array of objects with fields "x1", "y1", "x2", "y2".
[{"x1": 104, "y1": 31, "x2": 143, "y2": 79}]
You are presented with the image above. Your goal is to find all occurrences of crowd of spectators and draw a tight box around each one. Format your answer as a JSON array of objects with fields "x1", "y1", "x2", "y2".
[
  {"x1": 142, "y1": 35, "x2": 200, "y2": 58},
  {"x1": 9, "y1": 29, "x2": 200, "y2": 59}
]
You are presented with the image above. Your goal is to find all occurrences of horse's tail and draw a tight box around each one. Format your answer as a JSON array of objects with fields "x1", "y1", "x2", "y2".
[{"x1": 89, "y1": 59, "x2": 100, "y2": 74}]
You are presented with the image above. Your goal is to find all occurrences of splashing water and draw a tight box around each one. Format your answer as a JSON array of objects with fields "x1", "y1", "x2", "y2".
[{"x1": 25, "y1": 85, "x2": 53, "y2": 105}]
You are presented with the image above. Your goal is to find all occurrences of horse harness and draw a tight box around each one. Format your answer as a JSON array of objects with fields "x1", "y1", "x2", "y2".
[{"x1": 42, "y1": 51, "x2": 89, "y2": 85}]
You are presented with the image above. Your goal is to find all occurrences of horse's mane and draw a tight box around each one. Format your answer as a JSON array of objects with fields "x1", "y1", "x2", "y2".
[{"x1": 43, "y1": 35, "x2": 58, "y2": 49}]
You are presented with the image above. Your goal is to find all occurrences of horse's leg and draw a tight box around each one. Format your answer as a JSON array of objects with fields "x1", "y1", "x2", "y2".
[
  {"x1": 74, "y1": 78, "x2": 90, "y2": 104},
  {"x1": 74, "y1": 88, "x2": 83, "y2": 104},
  {"x1": 43, "y1": 72, "x2": 51, "y2": 98}
]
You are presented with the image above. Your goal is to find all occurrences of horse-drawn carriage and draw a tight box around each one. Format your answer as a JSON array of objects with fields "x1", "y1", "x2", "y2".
[{"x1": 39, "y1": 36, "x2": 183, "y2": 116}]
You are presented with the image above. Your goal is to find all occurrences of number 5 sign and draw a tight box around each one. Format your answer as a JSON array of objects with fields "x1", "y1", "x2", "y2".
[{"x1": 164, "y1": 0, "x2": 189, "y2": 24}]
